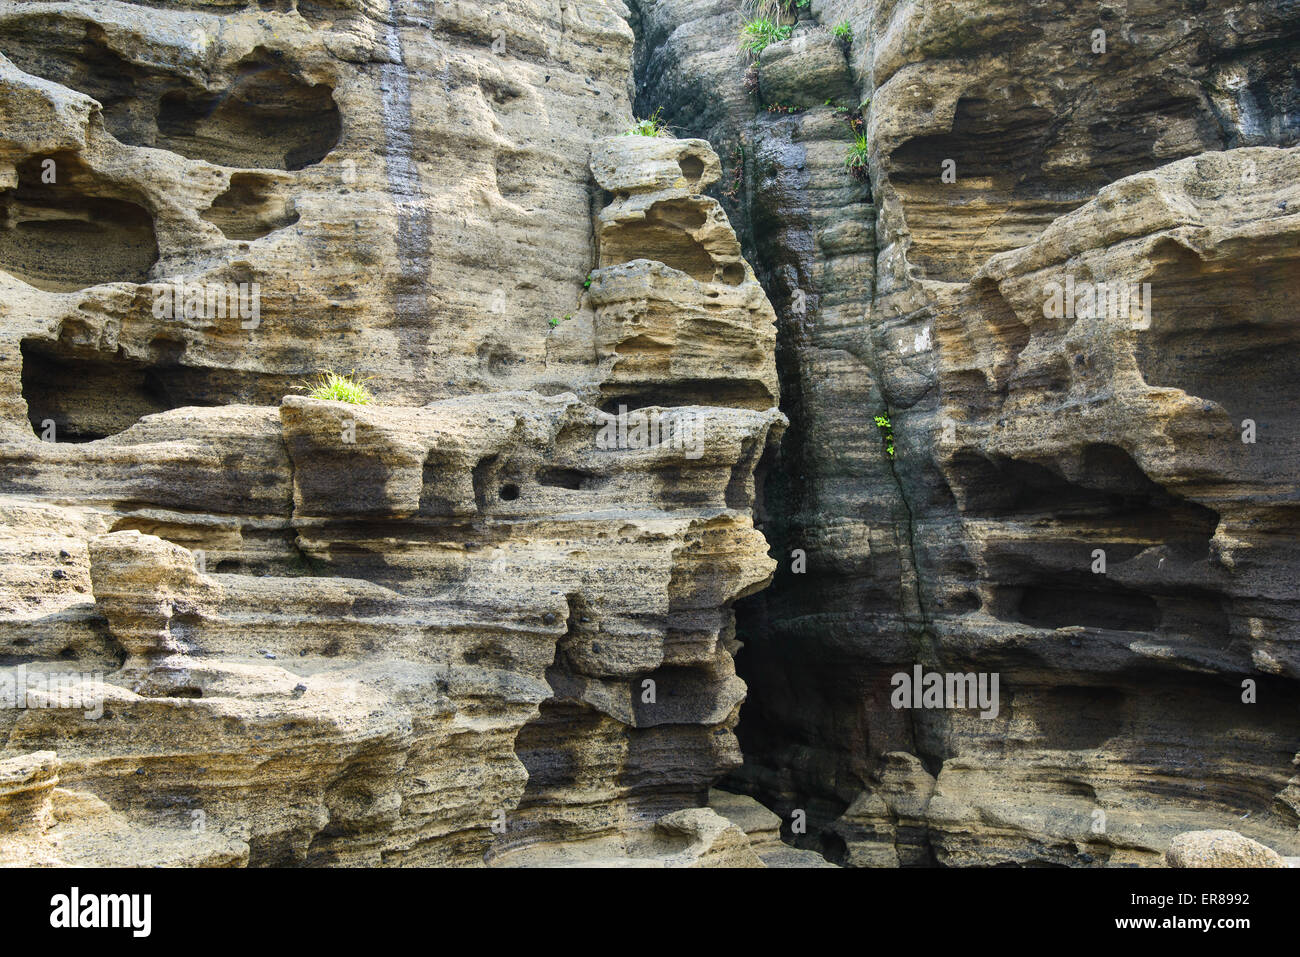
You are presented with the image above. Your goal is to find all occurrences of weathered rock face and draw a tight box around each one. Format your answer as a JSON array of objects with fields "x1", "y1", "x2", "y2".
[
  {"x1": 0, "y1": 751, "x2": 246, "y2": 866},
  {"x1": 0, "y1": 0, "x2": 792, "y2": 866},
  {"x1": 0, "y1": 0, "x2": 638, "y2": 414},
  {"x1": 1, "y1": 0, "x2": 1297, "y2": 870},
  {"x1": 630, "y1": 0, "x2": 1300, "y2": 866}
]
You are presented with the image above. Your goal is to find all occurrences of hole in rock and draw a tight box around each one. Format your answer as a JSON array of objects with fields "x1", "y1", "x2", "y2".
[
  {"x1": 0, "y1": 27, "x2": 340, "y2": 169},
  {"x1": 600, "y1": 200, "x2": 719, "y2": 282},
  {"x1": 21, "y1": 337, "x2": 190, "y2": 442},
  {"x1": 0, "y1": 18, "x2": 141, "y2": 140},
  {"x1": 1135, "y1": 239, "x2": 1300, "y2": 482},
  {"x1": 678, "y1": 155, "x2": 705, "y2": 186},
  {"x1": 0, "y1": 153, "x2": 158, "y2": 291},
  {"x1": 949, "y1": 446, "x2": 1223, "y2": 633},
  {"x1": 599, "y1": 379, "x2": 773, "y2": 413},
  {"x1": 1016, "y1": 583, "x2": 1160, "y2": 632},
  {"x1": 20, "y1": 335, "x2": 282, "y2": 441},
  {"x1": 201, "y1": 172, "x2": 299, "y2": 240},
  {"x1": 156, "y1": 50, "x2": 341, "y2": 169},
  {"x1": 498, "y1": 483, "x2": 521, "y2": 501},
  {"x1": 888, "y1": 89, "x2": 1089, "y2": 279},
  {"x1": 946, "y1": 445, "x2": 1220, "y2": 552},
  {"x1": 537, "y1": 468, "x2": 595, "y2": 490},
  {"x1": 513, "y1": 699, "x2": 604, "y2": 813}
]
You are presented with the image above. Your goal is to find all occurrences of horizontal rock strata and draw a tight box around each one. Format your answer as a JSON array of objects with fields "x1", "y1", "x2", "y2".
[
  {"x1": 629, "y1": 0, "x2": 1300, "y2": 866},
  {"x1": 0, "y1": 0, "x2": 801, "y2": 867}
]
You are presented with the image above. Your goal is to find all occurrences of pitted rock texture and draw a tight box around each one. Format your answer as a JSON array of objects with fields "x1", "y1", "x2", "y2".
[
  {"x1": 0, "y1": 0, "x2": 640, "y2": 421},
  {"x1": 630, "y1": 0, "x2": 1300, "y2": 866},
  {"x1": 1166, "y1": 829, "x2": 1289, "y2": 869},
  {"x1": 0, "y1": 0, "x2": 804, "y2": 867},
  {"x1": 2, "y1": 0, "x2": 1298, "y2": 871},
  {"x1": 0, "y1": 751, "x2": 247, "y2": 866},
  {"x1": 587, "y1": 133, "x2": 779, "y2": 410}
]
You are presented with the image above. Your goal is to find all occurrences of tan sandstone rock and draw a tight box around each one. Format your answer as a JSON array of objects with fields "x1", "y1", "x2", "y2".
[
  {"x1": 0, "y1": 0, "x2": 783, "y2": 867},
  {"x1": 1166, "y1": 830, "x2": 1289, "y2": 869}
]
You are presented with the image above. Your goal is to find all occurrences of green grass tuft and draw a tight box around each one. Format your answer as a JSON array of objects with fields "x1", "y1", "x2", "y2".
[
  {"x1": 622, "y1": 107, "x2": 671, "y2": 137},
  {"x1": 844, "y1": 129, "x2": 869, "y2": 179},
  {"x1": 301, "y1": 370, "x2": 375, "y2": 405},
  {"x1": 739, "y1": 17, "x2": 792, "y2": 60}
]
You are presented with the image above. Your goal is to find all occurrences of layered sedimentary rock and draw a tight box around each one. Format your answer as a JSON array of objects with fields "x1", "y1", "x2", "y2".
[
  {"x1": 0, "y1": 0, "x2": 792, "y2": 866},
  {"x1": 0, "y1": 751, "x2": 246, "y2": 866},
  {"x1": 708, "y1": 787, "x2": 836, "y2": 867},
  {"x1": 1, "y1": 0, "x2": 1297, "y2": 870},
  {"x1": 630, "y1": 0, "x2": 1300, "y2": 865}
]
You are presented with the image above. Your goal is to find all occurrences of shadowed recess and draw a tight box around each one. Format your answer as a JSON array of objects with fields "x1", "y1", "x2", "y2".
[{"x1": 0, "y1": 153, "x2": 158, "y2": 291}]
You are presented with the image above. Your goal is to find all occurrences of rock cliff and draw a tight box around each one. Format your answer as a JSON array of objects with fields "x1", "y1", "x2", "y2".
[
  {"x1": 0, "y1": 0, "x2": 787, "y2": 866},
  {"x1": 631, "y1": 0, "x2": 1299, "y2": 866},
  {"x1": 1, "y1": 0, "x2": 1297, "y2": 867}
]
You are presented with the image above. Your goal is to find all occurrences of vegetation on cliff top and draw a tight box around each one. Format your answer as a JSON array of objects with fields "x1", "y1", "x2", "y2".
[{"x1": 622, "y1": 108, "x2": 671, "y2": 137}]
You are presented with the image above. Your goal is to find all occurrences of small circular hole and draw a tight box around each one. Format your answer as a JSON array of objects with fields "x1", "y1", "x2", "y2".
[{"x1": 499, "y1": 483, "x2": 520, "y2": 501}]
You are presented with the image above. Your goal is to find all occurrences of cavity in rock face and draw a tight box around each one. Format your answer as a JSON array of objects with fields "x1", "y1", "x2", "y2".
[
  {"x1": 0, "y1": 152, "x2": 159, "y2": 291},
  {"x1": 201, "y1": 172, "x2": 299, "y2": 240}
]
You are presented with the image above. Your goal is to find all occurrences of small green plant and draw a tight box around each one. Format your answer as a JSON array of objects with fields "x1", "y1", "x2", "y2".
[
  {"x1": 583, "y1": 272, "x2": 593, "y2": 290},
  {"x1": 301, "y1": 370, "x2": 374, "y2": 405},
  {"x1": 623, "y1": 108, "x2": 670, "y2": 137},
  {"x1": 548, "y1": 314, "x2": 573, "y2": 328},
  {"x1": 833, "y1": 20, "x2": 852, "y2": 42},
  {"x1": 844, "y1": 129, "x2": 869, "y2": 180},
  {"x1": 832, "y1": 102, "x2": 863, "y2": 125},
  {"x1": 739, "y1": 17, "x2": 792, "y2": 60},
  {"x1": 873, "y1": 413, "x2": 895, "y2": 459}
]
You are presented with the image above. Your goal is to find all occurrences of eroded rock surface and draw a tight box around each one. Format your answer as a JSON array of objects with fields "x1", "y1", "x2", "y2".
[
  {"x1": 630, "y1": 0, "x2": 1300, "y2": 866},
  {"x1": 1, "y1": 0, "x2": 1297, "y2": 870},
  {"x1": 0, "y1": 0, "x2": 804, "y2": 867}
]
